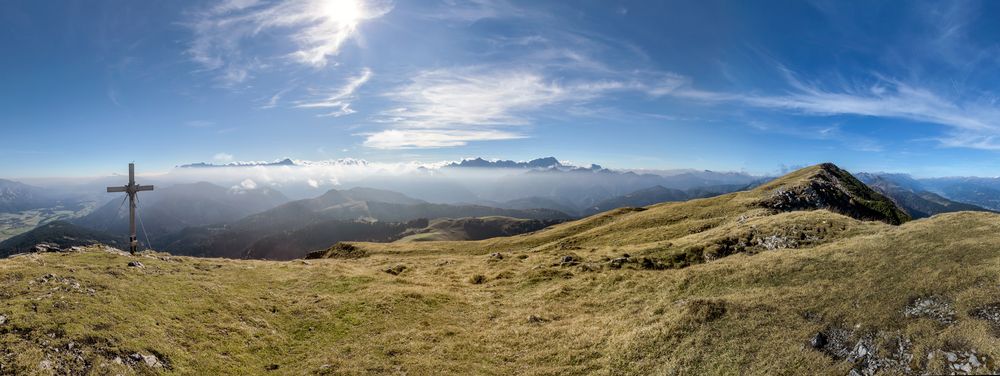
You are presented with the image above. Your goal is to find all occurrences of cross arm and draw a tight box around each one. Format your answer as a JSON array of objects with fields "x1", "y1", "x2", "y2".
[
  {"x1": 136, "y1": 185, "x2": 154, "y2": 192},
  {"x1": 107, "y1": 186, "x2": 127, "y2": 193}
]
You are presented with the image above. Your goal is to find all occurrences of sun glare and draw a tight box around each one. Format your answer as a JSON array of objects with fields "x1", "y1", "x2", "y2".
[{"x1": 321, "y1": 0, "x2": 364, "y2": 26}]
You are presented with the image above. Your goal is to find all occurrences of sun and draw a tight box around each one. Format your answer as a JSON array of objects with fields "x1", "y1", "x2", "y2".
[{"x1": 320, "y1": 0, "x2": 364, "y2": 26}]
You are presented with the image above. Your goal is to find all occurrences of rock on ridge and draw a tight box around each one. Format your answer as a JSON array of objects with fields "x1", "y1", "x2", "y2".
[{"x1": 759, "y1": 163, "x2": 910, "y2": 225}]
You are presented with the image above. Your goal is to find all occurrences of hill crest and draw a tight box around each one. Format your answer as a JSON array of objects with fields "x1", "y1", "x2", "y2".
[{"x1": 757, "y1": 163, "x2": 910, "y2": 225}]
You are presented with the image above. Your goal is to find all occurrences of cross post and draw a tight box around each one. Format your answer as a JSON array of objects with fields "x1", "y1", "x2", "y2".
[{"x1": 107, "y1": 163, "x2": 154, "y2": 254}]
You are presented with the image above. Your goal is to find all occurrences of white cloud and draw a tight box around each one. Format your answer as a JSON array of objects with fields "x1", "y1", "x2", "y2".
[
  {"x1": 362, "y1": 68, "x2": 567, "y2": 148},
  {"x1": 381, "y1": 69, "x2": 570, "y2": 128},
  {"x1": 667, "y1": 73, "x2": 1000, "y2": 150},
  {"x1": 186, "y1": 0, "x2": 392, "y2": 83},
  {"x1": 229, "y1": 177, "x2": 259, "y2": 193},
  {"x1": 363, "y1": 67, "x2": 687, "y2": 149},
  {"x1": 107, "y1": 88, "x2": 122, "y2": 107},
  {"x1": 214, "y1": 153, "x2": 235, "y2": 162},
  {"x1": 362, "y1": 129, "x2": 525, "y2": 149},
  {"x1": 737, "y1": 81, "x2": 994, "y2": 132},
  {"x1": 259, "y1": 87, "x2": 294, "y2": 109},
  {"x1": 296, "y1": 67, "x2": 372, "y2": 116},
  {"x1": 307, "y1": 178, "x2": 320, "y2": 188},
  {"x1": 371, "y1": 64, "x2": 1000, "y2": 151}
]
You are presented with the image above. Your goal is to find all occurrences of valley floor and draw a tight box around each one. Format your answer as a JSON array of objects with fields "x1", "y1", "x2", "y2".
[
  {"x1": 2, "y1": 211, "x2": 1000, "y2": 374},
  {"x1": 0, "y1": 202, "x2": 96, "y2": 243}
]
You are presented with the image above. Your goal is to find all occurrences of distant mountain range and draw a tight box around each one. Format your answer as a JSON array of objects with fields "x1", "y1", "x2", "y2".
[
  {"x1": 177, "y1": 158, "x2": 370, "y2": 168},
  {"x1": 856, "y1": 173, "x2": 993, "y2": 218},
  {"x1": 73, "y1": 181, "x2": 289, "y2": 241},
  {"x1": 156, "y1": 187, "x2": 571, "y2": 260},
  {"x1": 179, "y1": 156, "x2": 567, "y2": 170},
  {"x1": 582, "y1": 185, "x2": 689, "y2": 215},
  {"x1": 165, "y1": 156, "x2": 767, "y2": 208},
  {"x1": 918, "y1": 177, "x2": 1000, "y2": 211},
  {"x1": 0, "y1": 179, "x2": 59, "y2": 213},
  {"x1": 445, "y1": 157, "x2": 565, "y2": 169},
  {"x1": 5, "y1": 183, "x2": 574, "y2": 260},
  {"x1": 480, "y1": 169, "x2": 762, "y2": 216}
]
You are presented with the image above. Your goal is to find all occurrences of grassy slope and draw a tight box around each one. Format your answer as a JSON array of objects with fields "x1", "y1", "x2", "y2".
[
  {"x1": 394, "y1": 216, "x2": 559, "y2": 242},
  {"x1": 1, "y1": 164, "x2": 998, "y2": 374}
]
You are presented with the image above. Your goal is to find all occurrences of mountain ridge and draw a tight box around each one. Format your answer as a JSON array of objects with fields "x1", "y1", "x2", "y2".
[
  {"x1": 445, "y1": 157, "x2": 564, "y2": 169},
  {"x1": 856, "y1": 172, "x2": 992, "y2": 218},
  {"x1": 0, "y1": 179, "x2": 58, "y2": 213},
  {"x1": 73, "y1": 181, "x2": 289, "y2": 241},
  {"x1": 158, "y1": 187, "x2": 570, "y2": 259}
]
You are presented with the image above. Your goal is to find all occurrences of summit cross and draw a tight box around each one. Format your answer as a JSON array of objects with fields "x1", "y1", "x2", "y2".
[{"x1": 106, "y1": 163, "x2": 153, "y2": 254}]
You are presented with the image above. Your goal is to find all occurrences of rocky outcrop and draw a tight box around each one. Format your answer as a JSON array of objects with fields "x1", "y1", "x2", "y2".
[
  {"x1": 760, "y1": 163, "x2": 910, "y2": 225},
  {"x1": 810, "y1": 324, "x2": 994, "y2": 375}
]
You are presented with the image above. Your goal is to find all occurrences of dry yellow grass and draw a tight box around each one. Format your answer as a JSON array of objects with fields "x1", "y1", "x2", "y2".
[{"x1": 1, "y1": 164, "x2": 997, "y2": 375}]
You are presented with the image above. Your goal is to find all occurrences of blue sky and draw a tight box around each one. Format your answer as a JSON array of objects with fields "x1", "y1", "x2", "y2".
[{"x1": 4, "y1": 0, "x2": 1000, "y2": 177}]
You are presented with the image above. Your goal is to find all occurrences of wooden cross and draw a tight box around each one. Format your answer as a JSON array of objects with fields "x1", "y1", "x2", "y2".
[{"x1": 107, "y1": 163, "x2": 153, "y2": 254}]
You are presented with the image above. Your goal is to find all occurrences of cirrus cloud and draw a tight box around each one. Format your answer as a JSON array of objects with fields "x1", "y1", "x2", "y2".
[
  {"x1": 186, "y1": 0, "x2": 392, "y2": 84},
  {"x1": 364, "y1": 67, "x2": 686, "y2": 149},
  {"x1": 295, "y1": 67, "x2": 372, "y2": 117},
  {"x1": 362, "y1": 129, "x2": 526, "y2": 149}
]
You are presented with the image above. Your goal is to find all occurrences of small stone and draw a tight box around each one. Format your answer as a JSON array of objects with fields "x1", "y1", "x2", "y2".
[
  {"x1": 854, "y1": 342, "x2": 868, "y2": 358},
  {"x1": 32, "y1": 243, "x2": 60, "y2": 253},
  {"x1": 142, "y1": 354, "x2": 161, "y2": 367},
  {"x1": 559, "y1": 255, "x2": 579, "y2": 266},
  {"x1": 39, "y1": 359, "x2": 53, "y2": 370},
  {"x1": 527, "y1": 314, "x2": 548, "y2": 324},
  {"x1": 383, "y1": 265, "x2": 406, "y2": 275},
  {"x1": 112, "y1": 356, "x2": 123, "y2": 365},
  {"x1": 128, "y1": 261, "x2": 144, "y2": 268},
  {"x1": 488, "y1": 252, "x2": 503, "y2": 260},
  {"x1": 946, "y1": 351, "x2": 958, "y2": 362},
  {"x1": 609, "y1": 257, "x2": 628, "y2": 269},
  {"x1": 961, "y1": 363, "x2": 972, "y2": 373},
  {"x1": 129, "y1": 353, "x2": 161, "y2": 367},
  {"x1": 265, "y1": 364, "x2": 280, "y2": 371},
  {"x1": 970, "y1": 354, "x2": 981, "y2": 367},
  {"x1": 0, "y1": 314, "x2": 7, "y2": 325},
  {"x1": 903, "y1": 296, "x2": 956, "y2": 325},
  {"x1": 809, "y1": 332, "x2": 827, "y2": 349}
]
